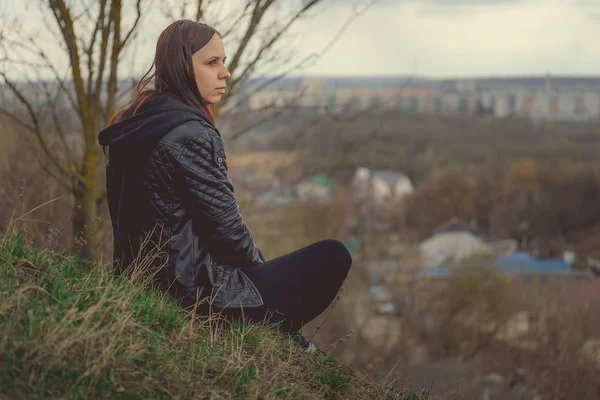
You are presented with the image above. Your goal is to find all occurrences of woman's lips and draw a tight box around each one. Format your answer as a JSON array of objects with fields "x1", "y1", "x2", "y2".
[{"x1": 216, "y1": 87, "x2": 226, "y2": 93}]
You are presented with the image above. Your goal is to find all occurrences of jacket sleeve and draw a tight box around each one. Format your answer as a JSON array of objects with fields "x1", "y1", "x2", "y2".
[{"x1": 177, "y1": 128, "x2": 264, "y2": 267}]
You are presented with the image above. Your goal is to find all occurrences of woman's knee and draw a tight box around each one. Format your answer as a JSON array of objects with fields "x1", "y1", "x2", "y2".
[{"x1": 316, "y1": 239, "x2": 352, "y2": 276}]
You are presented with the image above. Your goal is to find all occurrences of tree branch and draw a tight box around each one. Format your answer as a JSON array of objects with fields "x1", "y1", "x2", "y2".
[
  {"x1": 225, "y1": 0, "x2": 274, "y2": 84},
  {"x1": 48, "y1": 0, "x2": 91, "y2": 125},
  {"x1": 195, "y1": 0, "x2": 205, "y2": 21},
  {"x1": 0, "y1": 72, "x2": 84, "y2": 186},
  {"x1": 43, "y1": 72, "x2": 81, "y2": 168},
  {"x1": 86, "y1": 0, "x2": 108, "y2": 100},
  {"x1": 222, "y1": 0, "x2": 324, "y2": 106},
  {"x1": 94, "y1": 0, "x2": 113, "y2": 115},
  {"x1": 219, "y1": 0, "x2": 254, "y2": 38},
  {"x1": 0, "y1": 108, "x2": 36, "y2": 133},
  {"x1": 106, "y1": 0, "x2": 121, "y2": 119},
  {"x1": 221, "y1": 0, "x2": 379, "y2": 121},
  {"x1": 2, "y1": 33, "x2": 79, "y2": 112},
  {"x1": 120, "y1": 0, "x2": 143, "y2": 51}
]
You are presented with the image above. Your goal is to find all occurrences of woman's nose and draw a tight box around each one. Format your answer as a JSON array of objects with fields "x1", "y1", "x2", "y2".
[{"x1": 221, "y1": 67, "x2": 231, "y2": 80}]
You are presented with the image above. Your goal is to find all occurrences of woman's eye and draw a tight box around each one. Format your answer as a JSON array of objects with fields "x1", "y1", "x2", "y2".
[{"x1": 209, "y1": 59, "x2": 217, "y2": 65}]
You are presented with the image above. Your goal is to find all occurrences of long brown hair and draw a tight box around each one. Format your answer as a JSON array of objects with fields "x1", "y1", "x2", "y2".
[{"x1": 109, "y1": 20, "x2": 219, "y2": 125}]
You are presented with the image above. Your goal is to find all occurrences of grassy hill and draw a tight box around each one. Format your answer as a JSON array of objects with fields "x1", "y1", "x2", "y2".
[{"x1": 0, "y1": 228, "x2": 432, "y2": 399}]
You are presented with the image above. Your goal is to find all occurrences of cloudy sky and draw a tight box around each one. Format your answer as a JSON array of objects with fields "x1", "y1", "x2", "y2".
[
  {"x1": 2, "y1": 0, "x2": 598, "y2": 78},
  {"x1": 291, "y1": 0, "x2": 599, "y2": 77}
]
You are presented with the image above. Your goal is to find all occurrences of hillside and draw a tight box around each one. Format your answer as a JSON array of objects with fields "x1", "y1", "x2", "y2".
[{"x1": 0, "y1": 228, "x2": 432, "y2": 400}]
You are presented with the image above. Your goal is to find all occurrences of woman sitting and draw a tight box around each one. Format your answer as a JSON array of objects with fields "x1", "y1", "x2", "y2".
[{"x1": 98, "y1": 20, "x2": 352, "y2": 351}]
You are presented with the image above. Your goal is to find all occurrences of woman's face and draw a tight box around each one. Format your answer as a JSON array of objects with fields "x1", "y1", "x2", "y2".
[{"x1": 191, "y1": 33, "x2": 231, "y2": 104}]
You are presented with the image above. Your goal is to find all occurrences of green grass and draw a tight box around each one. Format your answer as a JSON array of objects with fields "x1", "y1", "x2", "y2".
[{"x1": 0, "y1": 229, "x2": 434, "y2": 399}]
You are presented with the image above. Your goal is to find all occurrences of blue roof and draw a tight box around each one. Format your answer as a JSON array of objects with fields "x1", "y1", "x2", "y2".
[
  {"x1": 494, "y1": 251, "x2": 571, "y2": 273},
  {"x1": 419, "y1": 251, "x2": 573, "y2": 279}
]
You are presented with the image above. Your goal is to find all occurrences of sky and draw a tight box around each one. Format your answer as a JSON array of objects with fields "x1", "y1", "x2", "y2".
[
  {"x1": 290, "y1": 0, "x2": 600, "y2": 77},
  {"x1": 1, "y1": 0, "x2": 598, "y2": 78}
]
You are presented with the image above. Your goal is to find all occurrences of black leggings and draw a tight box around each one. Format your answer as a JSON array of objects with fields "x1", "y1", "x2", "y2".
[{"x1": 225, "y1": 239, "x2": 352, "y2": 333}]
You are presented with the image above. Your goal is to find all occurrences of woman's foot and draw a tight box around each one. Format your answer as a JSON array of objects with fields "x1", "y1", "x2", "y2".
[
  {"x1": 301, "y1": 339, "x2": 318, "y2": 354},
  {"x1": 290, "y1": 331, "x2": 319, "y2": 354}
]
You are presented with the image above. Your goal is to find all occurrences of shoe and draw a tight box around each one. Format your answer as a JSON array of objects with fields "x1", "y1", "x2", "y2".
[
  {"x1": 294, "y1": 332, "x2": 319, "y2": 354},
  {"x1": 303, "y1": 341, "x2": 318, "y2": 354}
]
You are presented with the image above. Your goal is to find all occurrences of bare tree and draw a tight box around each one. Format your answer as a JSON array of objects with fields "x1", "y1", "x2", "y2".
[
  {"x1": 161, "y1": 0, "x2": 378, "y2": 123},
  {"x1": 0, "y1": 0, "x2": 376, "y2": 259},
  {"x1": 0, "y1": 0, "x2": 147, "y2": 259}
]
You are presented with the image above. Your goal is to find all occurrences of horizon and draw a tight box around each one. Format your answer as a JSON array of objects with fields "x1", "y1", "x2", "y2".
[{"x1": 5, "y1": 73, "x2": 600, "y2": 85}]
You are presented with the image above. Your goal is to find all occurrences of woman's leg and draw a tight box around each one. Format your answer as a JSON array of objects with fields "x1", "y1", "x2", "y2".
[{"x1": 238, "y1": 239, "x2": 352, "y2": 332}]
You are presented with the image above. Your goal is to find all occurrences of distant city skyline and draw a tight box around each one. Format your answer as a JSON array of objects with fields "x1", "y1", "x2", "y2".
[{"x1": 1, "y1": 0, "x2": 599, "y2": 78}]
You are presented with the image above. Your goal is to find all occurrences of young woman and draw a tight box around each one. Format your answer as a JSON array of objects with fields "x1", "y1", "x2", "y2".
[{"x1": 98, "y1": 20, "x2": 352, "y2": 348}]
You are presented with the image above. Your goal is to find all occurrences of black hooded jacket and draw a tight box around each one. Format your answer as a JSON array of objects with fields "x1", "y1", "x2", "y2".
[{"x1": 98, "y1": 92, "x2": 263, "y2": 309}]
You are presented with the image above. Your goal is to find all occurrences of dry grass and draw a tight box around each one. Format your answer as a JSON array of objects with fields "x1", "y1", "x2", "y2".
[{"x1": 0, "y1": 223, "x2": 434, "y2": 400}]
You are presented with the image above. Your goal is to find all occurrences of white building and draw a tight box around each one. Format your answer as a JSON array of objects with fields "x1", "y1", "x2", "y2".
[{"x1": 353, "y1": 167, "x2": 414, "y2": 206}]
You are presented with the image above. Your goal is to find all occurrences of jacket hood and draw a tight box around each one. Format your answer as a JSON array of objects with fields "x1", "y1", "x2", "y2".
[{"x1": 98, "y1": 92, "x2": 215, "y2": 170}]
